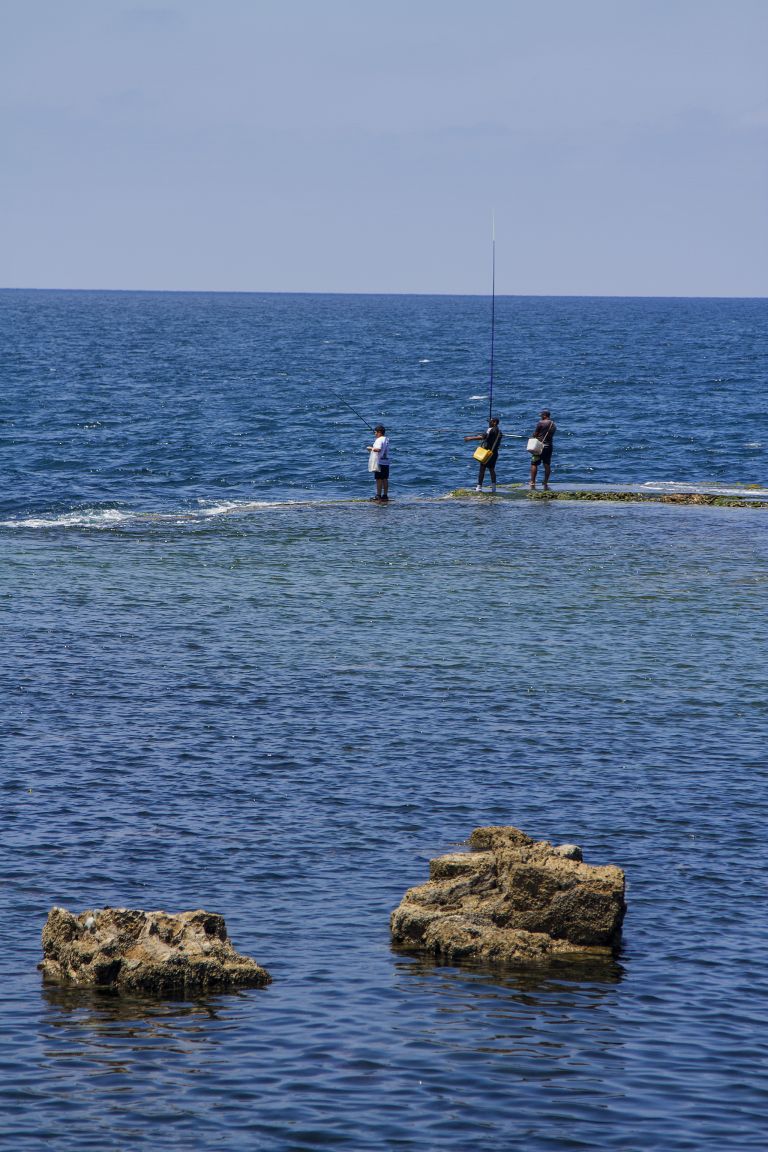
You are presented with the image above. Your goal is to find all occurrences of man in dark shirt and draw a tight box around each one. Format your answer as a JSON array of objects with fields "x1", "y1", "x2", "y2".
[
  {"x1": 465, "y1": 416, "x2": 503, "y2": 493},
  {"x1": 530, "y1": 409, "x2": 556, "y2": 490}
]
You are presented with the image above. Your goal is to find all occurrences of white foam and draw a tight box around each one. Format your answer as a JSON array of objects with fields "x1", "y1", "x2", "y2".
[
  {"x1": 469, "y1": 394, "x2": 488, "y2": 401},
  {"x1": 642, "y1": 480, "x2": 697, "y2": 491},
  {"x1": 0, "y1": 508, "x2": 129, "y2": 529},
  {"x1": 1, "y1": 496, "x2": 365, "y2": 531},
  {"x1": 641, "y1": 480, "x2": 767, "y2": 497},
  {"x1": 196, "y1": 499, "x2": 307, "y2": 515},
  {"x1": 196, "y1": 501, "x2": 243, "y2": 517}
]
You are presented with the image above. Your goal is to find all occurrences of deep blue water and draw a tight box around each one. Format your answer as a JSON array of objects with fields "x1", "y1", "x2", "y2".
[
  {"x1": 0, "y1": 291, "x2": 767, "y2": 1150},
  {"x1": 1, "y1": 290, "x2": 765, "y2": 518}
]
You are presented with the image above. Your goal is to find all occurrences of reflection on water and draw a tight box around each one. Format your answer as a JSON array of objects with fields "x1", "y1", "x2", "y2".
[
  {"x1": 38, "y1": 983, "x2": 240, "y2": 1079},
  {"x1": 395, "y1": 952, "x2": 625, "y2": 990},
  {"x1": 41, "y1": 982, "x2": 229, "y2": 1028},
  {"x1": 391, "y1": 955, "x2": 626, "y2": 1061}
]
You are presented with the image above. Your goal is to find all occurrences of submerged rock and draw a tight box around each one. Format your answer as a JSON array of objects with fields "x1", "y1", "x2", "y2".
[
  {"x1": 391, "y1": 826, "x2": 626, "y2": 965},
  {"x1": 40, "y1": 907, "x2": 271, "y2": 995},
  {"x1": 451, "y1": 487, "x2": 768, "y2": 508}
]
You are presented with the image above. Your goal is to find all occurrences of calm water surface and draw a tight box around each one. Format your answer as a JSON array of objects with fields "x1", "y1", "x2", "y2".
[{"x1": 0, "y1": 292, "x2": 767, "y2": 1150}]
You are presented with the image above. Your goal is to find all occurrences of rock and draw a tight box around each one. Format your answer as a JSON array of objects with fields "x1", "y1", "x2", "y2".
[
  {"x1": 391, "y1": 826, "x2": 626, "y2": 965},
  {"x1": 451, "y1": 487, "x2": 768, "y2": 509},
  {"x1": 552, "y1": 843, "x2": 583, "y2": 861},
  {"x1": 39, "y1": 907, "x2": 271, "y2": 995}
]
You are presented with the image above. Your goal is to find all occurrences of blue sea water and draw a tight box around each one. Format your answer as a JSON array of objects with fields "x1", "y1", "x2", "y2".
[{"x1": 0, "y1": 290, "x2": 767, "y2": 1150}]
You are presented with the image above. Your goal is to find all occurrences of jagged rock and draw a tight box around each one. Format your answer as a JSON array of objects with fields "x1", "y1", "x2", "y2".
[
  {"x1": 39, "y1": 907, "x2": 271, "y2": 995},
  {"x1": 391, "y1": 826, "x2": 626, "y2": 965}
]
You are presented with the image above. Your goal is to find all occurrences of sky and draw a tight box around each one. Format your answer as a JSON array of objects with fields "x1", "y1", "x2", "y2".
[{"x1": 1, "y1": 0, "x2": 767, "y2": 295}]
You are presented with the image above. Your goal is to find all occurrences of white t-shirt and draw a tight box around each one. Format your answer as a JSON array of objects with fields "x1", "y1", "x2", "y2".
[{"x1": 369, "y1": 435, "x2": 390, "y2": 471}]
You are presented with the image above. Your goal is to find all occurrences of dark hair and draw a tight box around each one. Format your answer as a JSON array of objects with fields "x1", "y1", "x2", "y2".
[
  {"x1": 489, "y1": 417, "x2": 499, "y2": 426},
  {"x1": 540, "y1": 409, "x2": 551, "y2": 418},
  {"x1": 374, "y1": 424, "x2": 385, "y2": 434}
]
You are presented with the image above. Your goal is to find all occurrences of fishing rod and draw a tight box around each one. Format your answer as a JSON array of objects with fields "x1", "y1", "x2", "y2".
[
  {"x1": 417, "y1": 221, "x2": 501, "y2": 443},
  {"x1": 330, "y1": 391, "x2": 376, "y2": 433},
  {"x1": 488, "y1": 212, "x2": 496, "y2": 425},
  {"x1": 328, "y1": 393, "x2": 440, "y2": 468}
]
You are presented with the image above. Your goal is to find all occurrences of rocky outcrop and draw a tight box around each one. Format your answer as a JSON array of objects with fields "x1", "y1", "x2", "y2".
[
  {"x1": 40, "y1": 907, "x2": 271, "y2": 995},
  {"x1": 391, "y1": 826, "x2": 626, "y2": 965}
]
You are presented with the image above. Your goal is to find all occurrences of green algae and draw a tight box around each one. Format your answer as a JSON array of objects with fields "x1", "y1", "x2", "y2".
[{"x1": 449, "y1": 488, "x2": 768, "y2": 509}]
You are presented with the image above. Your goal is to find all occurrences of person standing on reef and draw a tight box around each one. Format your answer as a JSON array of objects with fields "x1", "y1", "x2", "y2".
[
  {"x1": 465, "y1": 416, "x2": 503, "y2": 493},
  {"x1": 367, "y1": 424, "x2": 390, "y2": 501},
  {"x1": 529, "y1": 409, "x2": 556, "y2": 490}
]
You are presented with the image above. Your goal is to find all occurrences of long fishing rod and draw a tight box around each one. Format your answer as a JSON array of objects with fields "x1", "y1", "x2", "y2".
[
  {"x1": 329, "y1": 390, "x2": 430, "y2": 467},
  {"x1": 330, "y1": 391, "x2": 376, "y2": 433},
  {"x1": 328, "y1": 393, "x2": 440, "y2": 468},
  {"x1": 488, "y1": 212, "x2": 496, "y2": 425}
]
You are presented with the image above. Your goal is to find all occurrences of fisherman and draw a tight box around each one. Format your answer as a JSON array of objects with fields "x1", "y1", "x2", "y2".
[
  {"x1": 465, "y1": 416, "x2": 503, "y2": 493},
  {"x1": 529, "y1": 409, "x2": 556, "y2": 490},
  {"x1": 367, "y1": 424, "x2": 390, "y2": 501}
]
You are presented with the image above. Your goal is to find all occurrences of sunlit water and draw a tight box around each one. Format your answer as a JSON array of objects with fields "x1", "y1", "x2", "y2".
[{"x1": 0, "y1": 291, "x2": 766, "y2": 1150}]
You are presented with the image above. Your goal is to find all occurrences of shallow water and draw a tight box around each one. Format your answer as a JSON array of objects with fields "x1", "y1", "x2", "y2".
[{"x1": 0, "y1": 292, "x2": 767, "y2": 1149}]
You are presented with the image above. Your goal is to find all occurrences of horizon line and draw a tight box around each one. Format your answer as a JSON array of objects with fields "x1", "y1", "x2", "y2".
[{"x1": 1, "y1": 286, "x2": 766, "y2": 301}]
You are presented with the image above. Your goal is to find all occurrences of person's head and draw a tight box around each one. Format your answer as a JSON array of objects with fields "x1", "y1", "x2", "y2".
[
  {"x1": 540, "y1": 409, "x2": 551, "y2": 419},
  {"x1": 489, "y1": 417, "x2": 499, "y2": 427},
  {"x1": 374, "y1": 424, "x2": 385, "y2": 435}
]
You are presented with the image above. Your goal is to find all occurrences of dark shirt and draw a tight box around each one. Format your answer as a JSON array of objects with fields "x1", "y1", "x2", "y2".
[
  {"x1": 482, "y1": 425, "x2": 503, "y2": 454},
  {"x1": 534, "y1": 419, "x2": 556, "y2": 444}
]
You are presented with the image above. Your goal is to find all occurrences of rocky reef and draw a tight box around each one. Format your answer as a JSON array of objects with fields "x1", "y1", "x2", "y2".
[
  {"x1": 391, "y1": 826, "x2": 626, "y2": 965},
  {"x1": 40, "y1": 907, "x2": 271, "y2": 995},
  {"x1": 526, "y1": 490, "x2": 767, "y2": 507},
  {"x1": 452, "y1": 486, "x2": 768, "y2": 508}
]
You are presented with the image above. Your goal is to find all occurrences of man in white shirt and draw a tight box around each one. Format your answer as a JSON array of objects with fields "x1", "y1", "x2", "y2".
[{"x1": 367, "y1": 424, "x2": 390, "y2": 501}]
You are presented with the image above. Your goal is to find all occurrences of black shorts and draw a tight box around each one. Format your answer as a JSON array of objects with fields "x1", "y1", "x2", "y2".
[
  {"x1": 534, "y1": 446, "x2": 553, "y2": 466},
  {"x1": 376, "y1": 465, "x2": 390, "y2": 478}
]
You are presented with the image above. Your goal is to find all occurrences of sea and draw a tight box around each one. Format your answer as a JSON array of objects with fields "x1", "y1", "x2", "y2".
[{"x1": 1, "y1": 289, "x2": 766, "y2": 1151}]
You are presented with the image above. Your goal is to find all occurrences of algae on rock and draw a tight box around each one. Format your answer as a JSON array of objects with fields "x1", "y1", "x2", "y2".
[
  {"x1": 40, "y1": 907, "x2": 271, "y2": 995},
  {"x1": 391, "y1": 826, "x2": 626, "y2": 965}
]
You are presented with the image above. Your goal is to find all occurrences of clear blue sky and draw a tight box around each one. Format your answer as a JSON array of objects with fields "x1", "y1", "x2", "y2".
[{"x1": 2, "y1": 0, "x2": 766, "y2": 295}]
